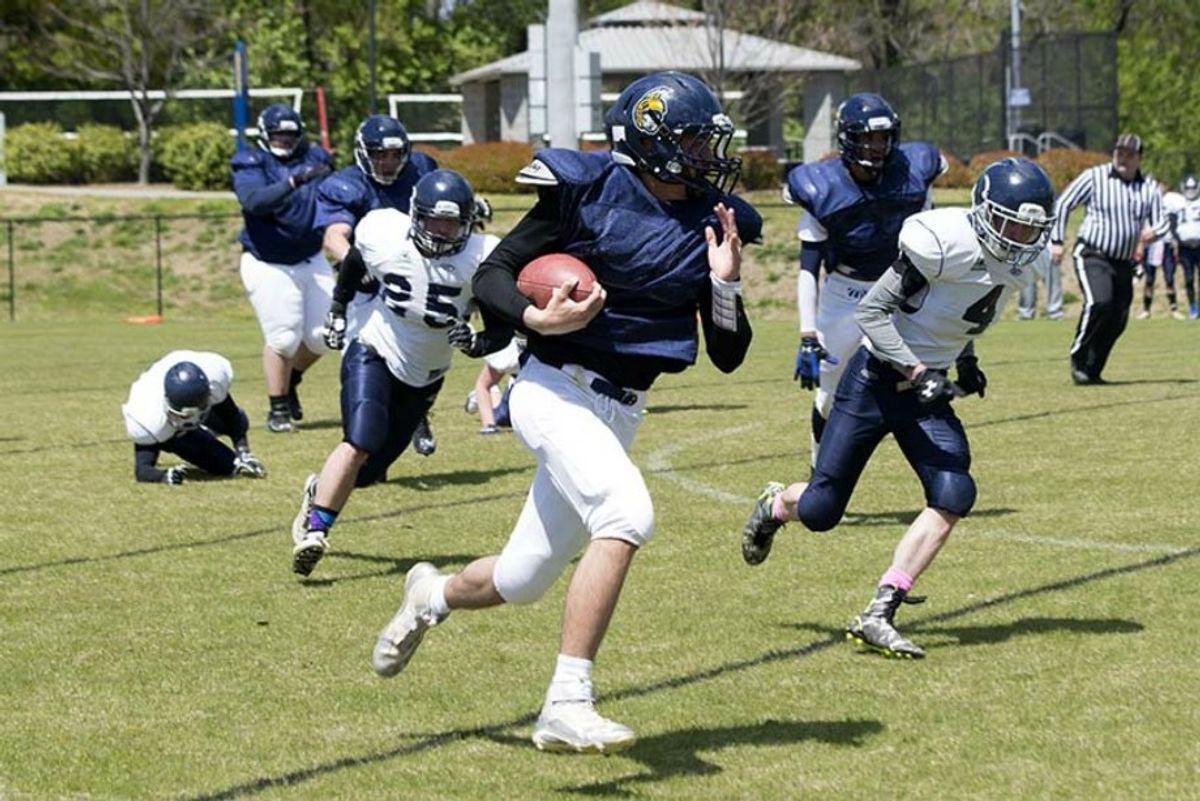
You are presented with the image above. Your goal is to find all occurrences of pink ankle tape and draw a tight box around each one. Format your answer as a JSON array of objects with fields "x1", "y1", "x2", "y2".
[
  {"x1": 772, "y1": 493, "x2": 788, "y2": 522},
  {"x1": 880, "y1": 566, "x2": 914, "y2": 592}
]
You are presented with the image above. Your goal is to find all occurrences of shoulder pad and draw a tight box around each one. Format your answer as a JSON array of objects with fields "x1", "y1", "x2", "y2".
[
  {"x1": 410, "y1": 151, "x2": 439, "y2": 174},
  {"x1": 898, "y1": 213, "x2": 948, "y2": 280},
  {"x1": 899, "y1": 142, "x2": 945, "y2": 184},
  {"x1": 784, "y1": 161, "x2": 839, "y2": 213},
  {"x1": 726, "y1": 194, "x2": 764, "y2": 244},
  {"x1": 230, "y1": 148, "x2": 265, "y2": 169},
  {"x1": 517, "y1": 149, "x2": 611, "y2": 187},
  {"x1": 318, "y1": 169, "x2": 367, "y2": 206}
]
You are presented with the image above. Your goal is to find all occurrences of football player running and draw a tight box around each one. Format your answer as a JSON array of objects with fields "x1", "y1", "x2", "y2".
[
  {"x1": 290, "y1": 169, "x2": 511, "y2": 577},
  {"x1": 785, "y1": 93, "x2": 946, "y2": 465},
  {"x1": 369, "y1": 71, "x2": 761, "y2": 754},
  {"x1": 122, "y1": 351, "x2": 266, "y2": 484},
  {"x1": 1165, "y1": 174, "x2": 1200, "y2": 319},
  {"x1": 741, "y1": 158, "x2": 1054, "y2": 659},
  {"x1": 315, "y1": 114, "x2": 443, "y2": 455},
  {"x1": 232, "y1": 104, "x2": 335, "y2": 434}
]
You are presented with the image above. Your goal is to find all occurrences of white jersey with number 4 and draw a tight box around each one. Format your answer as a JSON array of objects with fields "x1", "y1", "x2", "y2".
[
  {"x1": 1165, "y1": 191, "x2": 1200, "y2": 246},
  {"x1": 869, "y1": 207, "x2": 1035, "y2": 369},
  {"x1": 353, "y1": 208, "x2": 499, "y2": 387},
  {"x1": 121, "y1": 350, "x2": 233, "y2": 445}
]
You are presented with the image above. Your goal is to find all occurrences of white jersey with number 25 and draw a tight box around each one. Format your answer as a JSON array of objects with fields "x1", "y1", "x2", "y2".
[
  {"x1": 873, "y1": 207, "x2": 1036, "y2": 369},
  {"x1": 353, "y1": 208, "x2": 499, "y2": 387}
]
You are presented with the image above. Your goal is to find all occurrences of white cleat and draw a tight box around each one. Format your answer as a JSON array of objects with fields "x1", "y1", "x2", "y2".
[
  {"x1": 292, "y1": 473, "x2": 318, "y2": 547},
  {"x1": 291, "y1": 530, "x2": 328, "y2": 576},
  {"x1": 532, "y1": 680, "x2": 636, "y2": 754},
  {"x1": 372, "y1": 562, "x2": 447, "y2": 677}
]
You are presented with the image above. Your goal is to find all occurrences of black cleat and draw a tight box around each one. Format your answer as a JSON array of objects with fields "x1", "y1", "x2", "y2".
[
  {"x1": 267, "y1": 409, "x2": 294, "y2": 433},
  {"x1": 741, "y1": 482, "x2": 786, "y2": 566},
  {"x1": 846, "y1": 585, "x2": 926, "y2": 659},
  {"x1": 412, "y1": 415, "x2": 437, "y2": 456},
  {"x1": 288, "y1": 388, "x2": 304, "y2": 421}
]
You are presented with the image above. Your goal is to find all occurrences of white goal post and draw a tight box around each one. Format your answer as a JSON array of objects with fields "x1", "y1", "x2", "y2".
[{"x1": 387, "y1": 93, "x2": 464, "y2": 143}]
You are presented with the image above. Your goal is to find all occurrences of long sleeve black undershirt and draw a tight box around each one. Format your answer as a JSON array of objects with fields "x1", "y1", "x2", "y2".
[
  {"x1": 472, "y1": 190, "x2": 753, "y2": 390},
  {"x1": 134, "y1": 444, "x2": 165, "y2": 483}
]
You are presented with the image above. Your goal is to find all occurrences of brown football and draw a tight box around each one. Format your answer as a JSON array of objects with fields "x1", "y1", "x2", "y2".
[{"x1": 517, "y1": 253, "x2": 597, "y2": 309}]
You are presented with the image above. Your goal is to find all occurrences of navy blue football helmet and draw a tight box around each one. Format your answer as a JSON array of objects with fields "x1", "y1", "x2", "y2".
[
  {"x1": 163, "y1": 361, "x2": 211, "y2": 430},
  {"x1": 836, "y1": 93, "x2": 900, "y2": 174},
  {"x1": 1182, "y1": 175, "x2": 1199, "y2": 201},
  {"x1": 409, "y1": 169, "x2": 476, "y2": 258},
  {"x1": 971, "y1": 157, "x2": 1056, "y2": 267},
  {"x1": 605, "y1": 71, "x2": 741, "y2": 196},
  {"x1": 355, "y1": 115, "x2": 410, "y2": 185},
  {"x1": 257, "y1": 103, "x2": 304, "y2": 159}
]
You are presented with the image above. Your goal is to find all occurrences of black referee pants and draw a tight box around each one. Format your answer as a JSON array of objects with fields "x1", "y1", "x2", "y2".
[{"x1": 1069, "y1": 244, "x2": 1134, "y2": 380}]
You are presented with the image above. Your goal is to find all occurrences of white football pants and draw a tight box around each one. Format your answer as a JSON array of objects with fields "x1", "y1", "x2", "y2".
[
  {"x1": 493, "y1": 356, "x2": 653, "y2": 605},
  {"x1": 814, "y1": 271, "x2": 872, "y2": 420},
  {"x1": 239, "y1": 251, "x2": 334, "y2": 358}
]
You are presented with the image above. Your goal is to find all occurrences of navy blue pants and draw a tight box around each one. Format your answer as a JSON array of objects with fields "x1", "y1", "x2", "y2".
[
  {"x1": 341, "y1": 340, "x2": 442, "y2": 487},
  {"x1": 159, "y1": 401, "x2": 249, "y2": 476},
  {"x1": 797, "y1": 347, "x2": 976, "y2": 531}
]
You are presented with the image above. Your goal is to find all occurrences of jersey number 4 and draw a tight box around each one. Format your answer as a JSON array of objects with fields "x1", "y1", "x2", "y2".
[
  {"x1": 382, "y1": 275, "x2": 462, "y2": 328},
  {"x1": 962, "y1": 285, "x2": 1004, "y2": 335}
]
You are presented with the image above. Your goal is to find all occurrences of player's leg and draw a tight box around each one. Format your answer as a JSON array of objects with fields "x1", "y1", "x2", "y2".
[
  {"x1": 1095, "y1": 259, "x2": 1136, "y2": 376},
  {"x1": 473, "y1": 362, "x2": 506, "y2": 432},
  {"x1": 1069, "y1": 248, "x2": 1115, "y2": 383},
  {"x1": 846, "y1": 397, "x2": 973, "y2": 659},
  {"x1": 742, "y1": 347, "x2": 889, "y2": 565},
  {"x1": 1017, "y1": 261, "x2": 1039, "y2": 320},
  {"x1": 161, "y1": 429, "x2": 237, "y2": 477},
  {"x1": 239, "y1": 252, "x2": 305, "y2": 431},
  {"x1": 810, "y1": 274, "x2": 863, "y2": 465},
  {"x1": 354, "y1": 375, "x2": 440, "y2": 488},
  {"x1": 1044, "y1": 258, "x2": 1064, "y2": 319},
  {"x1": 1181, "y1": 246, "x2": 1199, "y2": 318},
  {"x1": 1139, "y1": 261, "x2": 1156, "y2": 319},
  {"x1": 291, "y1": 341, "x2": 388, "y2": 576},
  {"x1": 1162, "y1": 247, "x2": 1181, "y2": 318},
  {"x1": 286, "y1": 254, "x2": 335, "y2": 422}
]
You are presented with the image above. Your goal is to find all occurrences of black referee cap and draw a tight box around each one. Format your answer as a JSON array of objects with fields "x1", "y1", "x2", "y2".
[{"x1": 1113, "y1": 133, "x2": 1143, "y2": 153}]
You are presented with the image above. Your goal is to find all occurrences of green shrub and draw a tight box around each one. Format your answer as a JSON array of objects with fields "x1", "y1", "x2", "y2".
[
  {"x1": 1036, "y1": 149, "x2": 1110, "y2": 193},
  {"x1": 76, "y1": 124, "x2": 137, "y2": 183},
  {"x1": 966, "y1": 150, "x2": 1025, "y2": 182},
  {"x1": 935, "y1": 152, "x2": 973, "y2": 189},
  {"x1": 155, "y1": 122, "x2": 235, "y2": 190},
  {"x1": 4, "y1": 122, "x2": 81, "y2": 184},
  {"x1": 429, "y1": 142, "x2": 537, "y2": 194},
  {"x1": 737, "y1": 148, "x2": 782, "y2": 191}
]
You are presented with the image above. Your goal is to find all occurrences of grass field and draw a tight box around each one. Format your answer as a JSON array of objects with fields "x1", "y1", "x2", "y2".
[{"x1": 2, "y1": 312, "x2": 1198, "y2": 800}]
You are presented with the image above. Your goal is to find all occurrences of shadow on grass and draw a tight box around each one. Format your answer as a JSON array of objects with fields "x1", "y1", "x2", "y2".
[
  {"x1": 839, "y1": 506, "x2": 1015, "y2": 527},
  {"x1": 485, "y1": 719, "x2": 884, "y2": 797},
  {"x1": 297, "y1": 551, "x2": 478, "y2": 588},
  {"x1": 385, "y1": 464, "x2": 529, "y2": 490},
  {"x1": 972, "y1": 390, "x2": 1200, "y2": 429},
  {"x1": 645, "y1": 402, "x2": 749, "y2": 415},
  {"x1": 920, "y1": 616, "x2": 1143, "y2": 646},
  {"x1": 183, "y1": 547, "x2": 1198, "y2": 801}
]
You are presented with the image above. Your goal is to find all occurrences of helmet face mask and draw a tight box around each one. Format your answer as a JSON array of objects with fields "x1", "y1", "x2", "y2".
[
  {"x1": 1183, "y1": 175, "x2": 1199, "y2": 201},
  {"x1": 163, "y1": 361, "x2": 211, "y2": 431},
  {"x1": 605, "y1": 72, "x2": 742, "y2": 197},
  {"x1": 836, "y1": 93, "x2": 900, "y2": 176},
  {"x1": 410, "y1": 169, "x2": 475, "y2": 258},
  {"x1": 355, "y1": 116, "x2": 411, "y2": 185},
  {"x1": 970, "y1": 158, "x2": 1056, "y2": 267},
  {"x1": 257, "y1": 104, "x2": 304, "y2": 159}
]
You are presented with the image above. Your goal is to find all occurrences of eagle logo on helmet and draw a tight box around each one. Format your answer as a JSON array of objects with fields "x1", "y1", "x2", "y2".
[{"x1": 633, "y1": 88, "x2": 670, "y2": 134}]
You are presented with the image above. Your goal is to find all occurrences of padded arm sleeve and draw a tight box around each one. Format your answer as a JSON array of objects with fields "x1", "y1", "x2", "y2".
[
  {"x1": 797, "y1": 243, "x2": 823, "y2": 332},
  {"x1": 331, "y1": 246, "x2": 367, "y2": 308},
  {"x1": 472, "y1": 191, "x2": 563, "y2": 328},
  {"x1": 134, "y1": 444, "x2": 166, "y2": 483}
]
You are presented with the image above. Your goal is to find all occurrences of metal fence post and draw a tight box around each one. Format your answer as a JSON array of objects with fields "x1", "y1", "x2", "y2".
[
  {"x1": 154, "y1": 215, "x2": 163, "y2": 318},
  {"x1": 6, "y1": 219, "x2": 13, "y2": 322}
]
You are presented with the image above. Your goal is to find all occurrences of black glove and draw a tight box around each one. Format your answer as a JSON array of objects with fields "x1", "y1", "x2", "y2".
[
  {"x1": 473, "y1": 196, "x2": 493, "y2": 228},
  {"x1": 955, "y1": 356, "x2": 988, "y2": 398},
  {"x1": 289, "y1": 163, "x2": 332, "y2": 188},
  {"x1": 233, "y1": 448, "x2": 266, "y2": 478},
  {"x1": 323, "y1": 301, "x2": 348, "y2": 351},
  {"x1": 794, "y1": 336, "x2": 838, "y2": 391},
  {"x1": 447, "y1": 321, "x2": 478, "y2": 355},
  {"x1": 163, "y1": 465, "x2": 188, "y2": 486},
  {"x1": 915, "y1": 371, "x2": 958, "y2": 404}
]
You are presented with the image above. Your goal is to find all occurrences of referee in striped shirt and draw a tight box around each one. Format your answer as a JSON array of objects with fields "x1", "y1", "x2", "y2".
[{"x1": 1050, "y1": 133, "x2": 1170, "y2": 385}]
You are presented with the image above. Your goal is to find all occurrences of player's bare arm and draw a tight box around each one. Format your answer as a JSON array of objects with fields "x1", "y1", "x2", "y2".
[{"x1": 323, "y1": 223, "x2": 353, "y2": 263}]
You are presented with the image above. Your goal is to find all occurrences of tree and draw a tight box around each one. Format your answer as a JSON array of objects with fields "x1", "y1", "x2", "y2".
[{"x1": 39, "y1": 0, "x2": 224, "y2": 183}]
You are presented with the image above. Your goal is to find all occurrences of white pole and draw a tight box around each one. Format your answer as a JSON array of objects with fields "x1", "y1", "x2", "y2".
[
  {"x1": 0, "y1": 112, "x2": 6, "y2": 186},
  {"x1": 1008, "y1": 0, "x2": 1022, "y2": 146},
  {"x1": 546, "y1": 0, "x2": 578, "y2": 148}
]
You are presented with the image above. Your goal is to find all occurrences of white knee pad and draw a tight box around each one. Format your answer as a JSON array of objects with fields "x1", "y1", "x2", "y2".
[
  {"x1": 588, "y1": 482, "x2": 655, "y2": 547},
  {"x1": 493, "y1": 548, "x2": 573, "y2": 605},
  {"x1": 265, "y1": 327, "x2": 302, "y2": 359}
]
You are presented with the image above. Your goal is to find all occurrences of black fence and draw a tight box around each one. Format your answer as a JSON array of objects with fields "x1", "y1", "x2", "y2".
[{"x1": 849, "y1": 31, "x2": 1118, "y2": 162}]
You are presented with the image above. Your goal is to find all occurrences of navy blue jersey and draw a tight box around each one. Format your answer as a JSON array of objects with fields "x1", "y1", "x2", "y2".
[
  {"x1": 313, "y1": 152, "x2": 439, "y2": 230},
  {"x1": 786, "y1": 142, "x2": 943, "y2": 280},
  {"x1": 534, "y1": 148, "x2": 762, "y2": 366},
  {"x1": 232, "y1": 143, "x2": 334, "y2": 264}
]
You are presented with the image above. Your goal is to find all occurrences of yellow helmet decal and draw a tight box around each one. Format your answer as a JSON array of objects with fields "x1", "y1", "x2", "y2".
[{"x1": 632, "y1": 88, "x2": 670, "y2": 134}]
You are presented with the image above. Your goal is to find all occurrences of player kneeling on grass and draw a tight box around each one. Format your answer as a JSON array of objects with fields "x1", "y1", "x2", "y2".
[
  {"x1": 740, "y1": 157, "x2": 1055, "y2": 659},
  {"x1": 121, "y1": 351, "x2": 266, "y2": 485},
  {"x1": 290, "y1": 169, "x2": 511, "y2": 577}
]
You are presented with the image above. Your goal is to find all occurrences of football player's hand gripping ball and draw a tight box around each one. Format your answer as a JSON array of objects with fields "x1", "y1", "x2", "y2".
[{"x1": 794, "y1": 336, "x2": 839, "y2": 390}]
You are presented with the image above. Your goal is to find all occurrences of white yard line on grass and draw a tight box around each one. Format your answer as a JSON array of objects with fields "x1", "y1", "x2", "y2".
[{"x1": 645, "y1": 425, "x2": 1191, "y2": 556}]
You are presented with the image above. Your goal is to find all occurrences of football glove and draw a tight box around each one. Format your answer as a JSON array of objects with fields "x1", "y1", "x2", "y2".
[
  {"x1": 233, "y1": 450, "x2": 266, "y2": 478},
  {"x1": 794, "y1": 336, "x2": 838, "y2": 390},
  {"x1": 447, "y1": 321, "x2": 477, "y2": 355},
  {"x1": 163, "y1": 465, "x2": 188, "y2": 485},
  {"x1": 955, "y1": 356, "x2": 988, "y2": 398},
  {"x1": 473, "y1": 196, "x2": 493, "y2": 228},
  {"x1": 290, "y1": 163, "x2": 332, "y2": 188},
  {"x1": 323, "y1": 302, "x2": 348, "y2": 351},
  {"x1": 915, "y1": 371, "x2": 959, "y2": 404}
]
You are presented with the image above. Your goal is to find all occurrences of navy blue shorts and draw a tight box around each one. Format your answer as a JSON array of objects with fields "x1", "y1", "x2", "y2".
[
  {"x1": 340, "y1": 340, "x2": 442, "y2": 487},
  {"x1": 797, "y1": 346, "x2": 975, "y2": 529}
]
